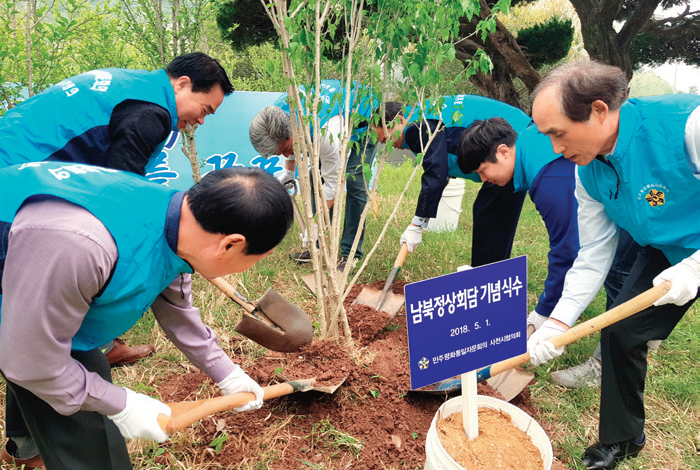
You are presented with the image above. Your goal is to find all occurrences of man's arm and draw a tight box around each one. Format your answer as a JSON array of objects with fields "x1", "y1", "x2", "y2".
[
  {"x1": 105, "y1": 100, "x2": 172, "y2": 176},
  {"x1": 0, "y1": 198, "x2": 126, "y2": 416},
  {"x1": 405, "y1": 121, "x2": 449, "y2": 219},
  {"x1": 151, "y1": 275, "x2": 236, "y2": 384},
  {"x1": 548, "y1": 168, "x2": 619, "y2": 327}
]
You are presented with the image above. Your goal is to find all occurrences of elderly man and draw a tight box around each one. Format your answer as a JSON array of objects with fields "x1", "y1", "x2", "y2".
[
  {"x1": 528, "y1": 61, "x2": 700, "y2": 470},
  {"x1": 248, "y1": 80, "x2": 376, "y2": 272},
  {"x1": 0, "y1": 163, "x2": 293, "y2": 469}
]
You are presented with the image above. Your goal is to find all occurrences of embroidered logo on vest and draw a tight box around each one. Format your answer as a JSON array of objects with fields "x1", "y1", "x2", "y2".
[{"x1": 645, "y1": 189, "x2": 665, "y2": 207}]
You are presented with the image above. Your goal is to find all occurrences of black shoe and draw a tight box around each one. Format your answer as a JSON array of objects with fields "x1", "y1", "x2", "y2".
[
  {"x1": 581, "y1": 434, "x2": 645, "y2": 470},
  {"x1": 337, "y1": 256, "x2": 358, "y2": 273},
  {"x1": 289, "y1": 250, "x2": 312, "y2": 263}
]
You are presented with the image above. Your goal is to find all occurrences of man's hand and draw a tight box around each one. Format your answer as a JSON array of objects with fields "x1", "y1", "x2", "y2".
[
  {"x1": 400, "y1": 224, "x2": 423, "y2": 253},
  {"x1": 653, "y1": 254, "x2": 700, "y2": 306},
  {"x1": 217, "y1": 367, "x2": 264, "y2": 412},
  {"x1": 527, "y1": 320, "x2": 567, "y2": 366},
  {"x1": 274, "y1": 169, "x2": 296, "y2": 188},
  {"x1": 107, "y1": 388, "x2": 171, "y2": 442},
  {"x1": 526, "y1": 310, "x2": 548, "y2": 339}
]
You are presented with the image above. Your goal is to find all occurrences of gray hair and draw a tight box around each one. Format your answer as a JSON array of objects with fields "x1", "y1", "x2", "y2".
[
  {"x1": 532, "y1": 61, "x2": 629, "y2": 122},
  {"x1": 248, "y1": 105, "x2": 293, "y2": 157}
]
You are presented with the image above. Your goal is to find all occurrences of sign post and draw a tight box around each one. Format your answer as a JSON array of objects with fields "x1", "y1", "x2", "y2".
[{"x1": 404, "y1": 256, "x2": 527, "y2": 438}]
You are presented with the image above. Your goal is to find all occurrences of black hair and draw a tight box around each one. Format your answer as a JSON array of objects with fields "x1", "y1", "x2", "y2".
[
  {"x1": 165, "y1": 52, "x2": 234, "y2": 95},
  {"x1": 372, "y1": 101, "x2": 404, "y2": 126},
  {"x1": 186, "y1": 167, "x2": 293, "y2": 254},
  {"x1": 458, "y1": 117, "x2": 517, "y2": 174}
]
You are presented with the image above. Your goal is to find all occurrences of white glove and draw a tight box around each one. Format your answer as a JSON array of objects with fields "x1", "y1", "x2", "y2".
[
  {"x1": 217, "y1": 367, "x2": 264, "y2": 412},
  {"x1": 274, "y1": 169, "x2": 296, "y2": 193},
  {"x1": 527, "y1": 320, "x2": 567, "y2": 366},
  {"x1": 652, "y1": 255, "x2": 700, "y2": 306},
  {"x1": 107, "y1": 388, "x2": 171, "y2": 442},
  {"x1": 400, "y1": 224, "x2": 423, "y2": 253},
  {"x1": 526, "y1": 310, "x2": 548, "y2": 339}
]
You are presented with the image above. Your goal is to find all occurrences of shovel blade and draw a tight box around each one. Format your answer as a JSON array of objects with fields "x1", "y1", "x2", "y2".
[
  {"x1": 352, "y1": 288, "x2": 405, "y2": 319},
  {"x1": 234, "y1": 288, "x2": 313, "y2": 352}
]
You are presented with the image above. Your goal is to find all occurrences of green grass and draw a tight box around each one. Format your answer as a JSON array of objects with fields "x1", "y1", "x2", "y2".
[{"x1": 1, "y1": 159, "x2": 696, "y2": 469}]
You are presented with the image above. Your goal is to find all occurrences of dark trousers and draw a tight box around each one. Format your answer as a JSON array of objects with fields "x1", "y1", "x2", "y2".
[
  {"x1": 471, "y1": 180, "x2": 526, "y2": 267},
  {"x1": 600, "y1": 246, "x2": 696, "y2": 444},
  {"x1": 4, "y1": 349, "x2": 132, "y2": 470}
]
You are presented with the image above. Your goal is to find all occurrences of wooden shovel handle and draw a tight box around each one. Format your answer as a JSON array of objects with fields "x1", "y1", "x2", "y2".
[
  {"x1": 395, "y1": 243, "x2": 409, "y2": 268},
  {"x1": 479, "y1": 281, "x2": 672, "y2": 381},
  {"x1": 158, "y1": 382, "x2": 298, "y2": 434},
  {"x1": 207, "y1": 277, "x2": 255, "y2": 314}
]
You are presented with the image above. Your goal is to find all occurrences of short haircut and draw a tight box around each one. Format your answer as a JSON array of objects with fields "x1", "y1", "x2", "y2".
[
  {"x1": 373, "y1": 102, "x2": 404, "y2": 126},
  {"x1": 458, "y1": 117, "x2": 517, "y2": 174},
  {"x1": 532, "y1": 61, "x2": 628, "y2": 122},
  {"x1": 165, "y1": 52, "x2": 234, "y2": 95},
  {"x1": 186, "y1": 167, "x2": 293, "y2": 254},
  {"x1": 249, "y1": 106, "x2": 292, "y2": 157}
]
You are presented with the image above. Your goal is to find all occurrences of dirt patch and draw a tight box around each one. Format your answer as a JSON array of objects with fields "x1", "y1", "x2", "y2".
[
  {"x1": 155, "y1": 281, "x2": 566, "y2": 469},
  {"x1": 437, "y1": 408, "x2": 544, "y2": 470}
]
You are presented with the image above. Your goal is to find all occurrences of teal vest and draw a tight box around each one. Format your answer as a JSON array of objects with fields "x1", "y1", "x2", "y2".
[
  {"x1": 0, "y1": 162, "x2": 192, "y2": 350},
  {"x1": 578, "y1": 95, "x2": 700, "y2": 264},
  {"x1": 275, "y1": 79, "x2": 376, "y2": 142},
  {"x1": 513, "y1": 123, "x2": 562, "y2": 192},
  {"x1": 0, "y1": 69, "x2": 177, "y2": 167}
]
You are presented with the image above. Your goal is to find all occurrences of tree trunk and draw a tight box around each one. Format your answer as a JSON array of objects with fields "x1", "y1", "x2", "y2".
[
  {"x1": 569, "y1": 0, "x2": 661, "y2": 80},
  {"x1": 172, "y1": 0, "x2": 180, "y2": 57},
  {"x1": 25, "y1": 0, "x2": 35, "y2": 97}
]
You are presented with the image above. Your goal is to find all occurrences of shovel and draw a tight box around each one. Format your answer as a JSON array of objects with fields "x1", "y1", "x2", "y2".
[
  {"x1": 351, "y1": 243, "x2": 408, "y2": 319},
  {"x1": 415, "y1": 281, "x2": 672, "y2": 397},
  {"x1": 208, "y1": 277, "x2": 314, "y2": 353},
  {"x1": 158, "y1": 378, "x2": 316, "y2": 434}
]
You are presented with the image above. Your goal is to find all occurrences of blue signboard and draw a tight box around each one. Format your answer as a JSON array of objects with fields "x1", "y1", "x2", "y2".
[
  {"x1": 144, "y1": 90, "x2": 287, "y2": 190},
  {"x1": 405, "y1": 256, "x2": 527, "y2": 390}
]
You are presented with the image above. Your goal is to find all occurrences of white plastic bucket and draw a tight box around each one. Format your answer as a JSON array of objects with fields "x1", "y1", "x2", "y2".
[
  {"x1": 426, "y1": 178, "x2": 465, "y2": 232},
  {"x1": 424, "y1": 395, "x2": 553, "y2": 470}
]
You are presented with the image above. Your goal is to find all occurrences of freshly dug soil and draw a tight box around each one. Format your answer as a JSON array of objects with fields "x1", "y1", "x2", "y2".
[
  {"x1": 437, "y1": 408, "x2": 544, "y2": 470},
  {"x1": 154, "y1": 281, "x2": 568, "y2": 469}
]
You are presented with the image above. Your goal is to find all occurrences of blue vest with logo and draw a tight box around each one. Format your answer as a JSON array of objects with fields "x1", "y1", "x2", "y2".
[
  {"x1": 407, "y1": 95, "x2": 533, "y2": 182},
  {"x1": 0, "y1": 162, "x2": 192, "y2": 350},
  {"x1": 0, "y1": 69, "x2": 177, "y2": 168},
  {"x1": 275, "y1": 79, "x2": 376, "y2": 142},
  {"x1": 578, "y1": 95, "x2": 700, "y2": 264},
  {"x1": 513, "y1": 123, "x2": 563, "y2": 192}
]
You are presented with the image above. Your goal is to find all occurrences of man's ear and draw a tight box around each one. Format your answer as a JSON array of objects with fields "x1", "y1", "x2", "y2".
[
  {"x1": 591, "y1": 100, "x2": 609, "y2": 124},
  {"x1": 497, "y1": 143, "x2": 512, "y2": 160},
  {"x1": 217, "y1": 233, "x2": 246, "y2": 257},
  {"x1": 173, "y1": 76, "x2": 192, "y2": 94}
]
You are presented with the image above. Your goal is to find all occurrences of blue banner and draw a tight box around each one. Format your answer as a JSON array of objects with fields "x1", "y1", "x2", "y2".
[
  {"x1": 144, "y1": 90, "x2": 287, "y2": 190},
  {"x1": 405, "y1": 256, "x2": 528, "y2": 390}
]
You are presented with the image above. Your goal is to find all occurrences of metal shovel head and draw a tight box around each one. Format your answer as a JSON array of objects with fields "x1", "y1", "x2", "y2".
[
  {"x1": 278, "y1": 373, "x2": 347, "y2": 394},
  {"x1": 234, "y1": 288, "x2": 314, "y2": 353},
  {"x1": 352, "y1": 287, "x2": 405, "y2": 320}
]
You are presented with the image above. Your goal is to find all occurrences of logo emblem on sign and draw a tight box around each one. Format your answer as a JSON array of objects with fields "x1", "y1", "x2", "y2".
[
  {"x1": 645, "y1": 189, "x2": 665, "y2": 207},
  {"x1": 418, "y1": 357, "x2": 429, "y2": 370}
]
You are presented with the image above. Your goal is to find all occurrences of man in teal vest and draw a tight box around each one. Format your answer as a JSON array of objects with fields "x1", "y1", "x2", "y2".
[
  {"x1": 528, "y1": 61, "x2": 700, "y2": 470},
  {"x1": 0, "y1": 163, "x2": 293, "y2": 469},
  {"x1": 248, "y1": 80, "x2": 377, "y2": 272},
  {"x1": 372, "y1": 97, "x2": 529, "y2": 267}
]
